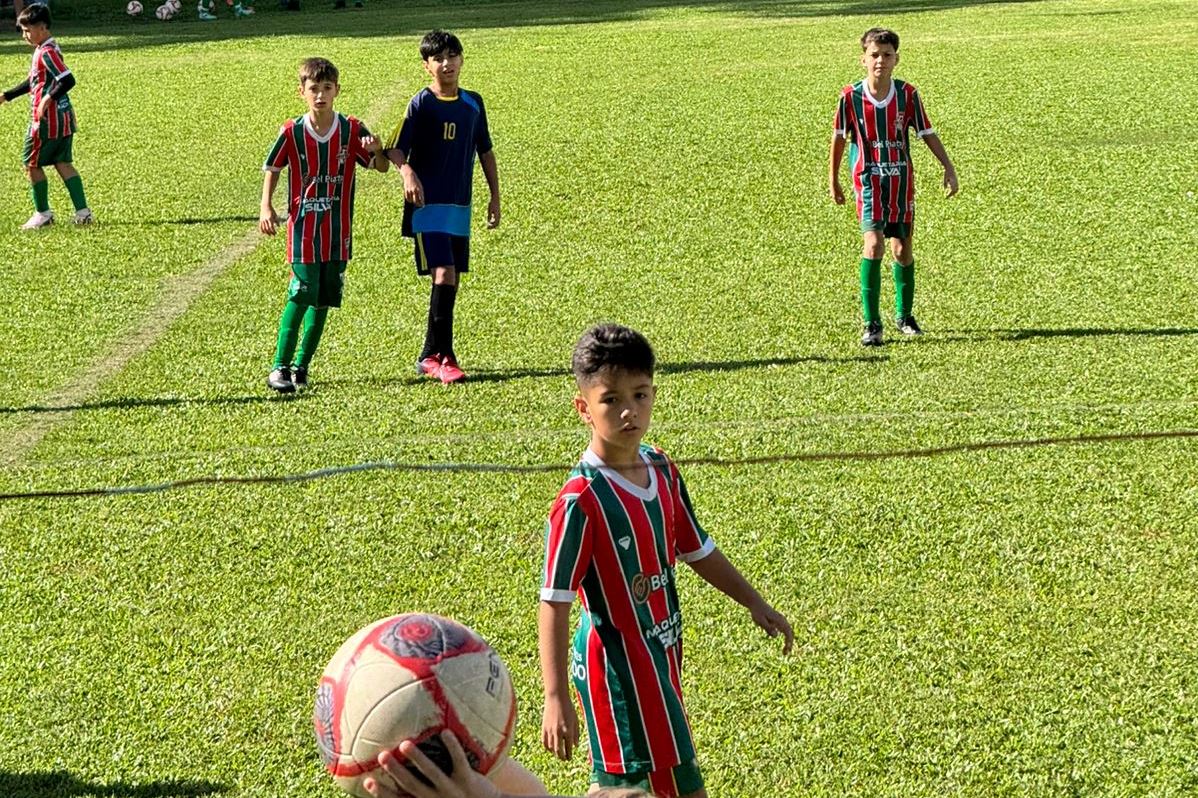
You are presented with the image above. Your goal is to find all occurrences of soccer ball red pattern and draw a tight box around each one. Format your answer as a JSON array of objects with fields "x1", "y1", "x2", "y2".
[{"x1": 314, "y1": 614, "x2": 517, "y2": 798}]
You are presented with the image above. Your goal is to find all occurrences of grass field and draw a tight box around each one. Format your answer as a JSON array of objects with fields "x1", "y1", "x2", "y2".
[{"x1": 1, "y1": 0, "x2": 1197, "y2": 796}]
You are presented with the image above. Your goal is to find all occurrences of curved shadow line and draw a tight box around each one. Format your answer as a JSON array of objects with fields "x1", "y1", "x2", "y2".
[{"x1": 2, "y1": 428, "x2": 1194, "y2": 502}]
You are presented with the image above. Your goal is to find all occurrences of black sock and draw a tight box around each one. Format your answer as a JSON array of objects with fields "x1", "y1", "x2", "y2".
[
  {"x1": 432, "y1": 283, "x2": 458, "y2": 360},
  {"x1": 419, "y1": 284, "x2": 438, "y2": 361}
]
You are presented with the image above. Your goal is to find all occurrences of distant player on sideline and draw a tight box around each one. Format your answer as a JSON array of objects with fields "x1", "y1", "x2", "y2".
[
  {"x1": 0, "y1": 3, "x2": 93, "y2": 230},
  {"x1": 829, "y1": 27, "x2": 958, "y2": 346},
  {"x1": 539, "y1": 324, "x2": 794, "y2": 798},
  {"x1": 365, "y1": 729, "x2": 650, "y2": 798},
  {"x1": 259, "y1": 57, "x2": 383, "y2": 394},
  {"x1": 381, "y1": 29, "x2": 500, "y2": 385}
]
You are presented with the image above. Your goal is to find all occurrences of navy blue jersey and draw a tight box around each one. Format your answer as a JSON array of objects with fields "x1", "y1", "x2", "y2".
[{"x1": 385, "y1": 87, "x2": 493, "y2": 238}]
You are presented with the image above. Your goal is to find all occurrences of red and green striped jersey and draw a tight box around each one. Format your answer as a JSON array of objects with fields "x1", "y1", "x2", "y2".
[
  {"x1": 263, "y1": 113, "x2": 373, "y2": 264},
  {"x1": 29, "y1": 38, "x2": 76, "y2": 140},
  {"x1": 833, "y1": 79, "x2": 933, "y2": 223},
  {"x1": 541, "y1": 445, "x2": 716, "y2": 774}
]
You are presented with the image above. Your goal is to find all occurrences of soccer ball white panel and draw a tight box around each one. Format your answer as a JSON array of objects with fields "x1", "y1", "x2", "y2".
[
  {"x1": 434, "y1": 650, "x2": 515, "y2": 759},
  {"x1": 126, "y1": 1, "x2": 143, "y2": 14}
]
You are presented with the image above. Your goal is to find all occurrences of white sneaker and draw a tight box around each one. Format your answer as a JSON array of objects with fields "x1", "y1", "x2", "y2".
[
  {"x1": 21, "y1": 210, "x2": 54, "y2": 230},
  {"x1": 73, "y1": 208, "x2": 95, "y2": 225}
]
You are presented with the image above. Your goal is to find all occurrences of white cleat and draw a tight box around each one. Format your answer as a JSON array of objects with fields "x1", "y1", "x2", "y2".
[
  {"x1": 73, "y1": 208, "x2": 95, "y2": 225},
  {"x1": 21, "y1": 210, "x2": 54, "y2": 230}
]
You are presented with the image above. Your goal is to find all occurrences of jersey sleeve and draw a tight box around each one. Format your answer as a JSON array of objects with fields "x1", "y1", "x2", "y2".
[
  {"x1": 833, "y1": 89, "x2": 851, "y2": 140},
  {"x1": 40, "y1": 48, "x2": 70, "y2": 80},
  {"x1": 474, "y1": 92, "x2": 493, "y2": 155},
  {"x1": 670, "y1": 461, "x2": 716, "y2": 563},
  {"x1": 385, "y1": 95, "x2": 419, "y2": 157},
  {"x1": 540, "y1": 489, "x2": 592, "y2": 602},
  {"x1": 263, "y1": 125, "x2": 290, "y2": 173},
  {"x1": 910, "y1": 87, "x2": 934, "y2": 138}
]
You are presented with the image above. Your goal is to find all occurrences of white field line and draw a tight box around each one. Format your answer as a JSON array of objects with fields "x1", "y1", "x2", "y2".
[{"x1": 0, "y1": 91, "x2": 404, "y2": 468}]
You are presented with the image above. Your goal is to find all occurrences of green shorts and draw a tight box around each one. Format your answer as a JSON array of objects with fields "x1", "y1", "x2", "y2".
[
  {"x1": 23, "y1": 132, "x2": 73, "y2": 168},
  {"x1": 591, "y1": 758, "x2": 704, "y2": 798},
  {"x1": 860, "y1": 218, "x2": 913, "y2": 239},
  {"x1": 288, "y1": 261, "x2": 347, "y2": 308}
]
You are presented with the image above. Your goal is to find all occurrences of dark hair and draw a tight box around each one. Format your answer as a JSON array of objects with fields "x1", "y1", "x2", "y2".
[
  {"x1": 298, "y1": 57, "x2": 339, "y2": 86},
  {"x1": 18, "y1": 3, "x2": 51, "y2": 27},
  {"x1": 861, "y1": 27, "x2": 899, "y2": 51},
  {"x1": 572, "y1": 324, "x2": 655, "y2": 384},
  {"x1": 420, "y1": 30, "x2": 463, "y2": 60}
]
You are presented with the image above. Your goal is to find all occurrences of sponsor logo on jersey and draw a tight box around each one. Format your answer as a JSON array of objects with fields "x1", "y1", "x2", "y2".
[
  {"x1": 631, "y1": 570, "x2": 671, "y2": 604},
  {"x1": 618, "y1": 536, "x2": 631, "y2": 550},
  {"x1": 301, "y1": 197, "x2": 334, "y2": 214},
  {"x1": 894, "y1": 112, "x2": 904, "y2": 129},
  {"x1": 645, "y1": 610, "x2": 682, "y2": 648},
  {"x1": 337, "y1": 146, "x2": 349, "y2": 168}
]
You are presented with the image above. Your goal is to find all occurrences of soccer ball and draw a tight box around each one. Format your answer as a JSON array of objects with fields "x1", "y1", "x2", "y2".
[
  {"x1": 314, "y1": 613, "x2": 517, "y2": 798},
  {"x1": 168, "y1": 0, "x2": 181, "y2": 10},
  {"x1": 154, "y1": 3, "x2": 172, "y2": 18},
  {"x1": 126, "y1": 0, "x2": 143, "y2": 14}
]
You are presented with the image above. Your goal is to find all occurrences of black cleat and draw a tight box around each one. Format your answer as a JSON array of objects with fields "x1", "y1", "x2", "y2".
[
  {"x1": 861, "y1": 321, "x2": 884, "y2": 347},
  {"x1": 267, "y1": 367, "x2": 296, "y2": 393}
]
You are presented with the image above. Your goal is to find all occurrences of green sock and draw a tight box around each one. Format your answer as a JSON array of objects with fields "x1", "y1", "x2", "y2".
[
  {"x1": 893, "y1": 261, "x2": 915, "y2": 319},
  {"x1": 63, "y1": 175, "x2": 88, "y2": 212},
  {"x1": 272, "y1": 300, "x2": 304, "y2": 369},
  {"x1": 31, "y1": 180, "x2": 50, "y2": 213},
  {"x1": 293, "y1": 306, "x2": 329, "y2": 369},
  {"x1": 860, "y1": 258, "x2": 882, "y2": 324}
]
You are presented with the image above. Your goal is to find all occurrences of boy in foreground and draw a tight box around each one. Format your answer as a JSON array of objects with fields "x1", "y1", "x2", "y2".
[
  {"x1": 382, "y1": 29, "x2": 500, "y2": 385},
  {"x1": 829, "y1": 27, "x2": 958, "y2": 346},
  {"x1": 260, "y1": 57, "x2": 383, "y2": 393},
  {"x1": 538, "y1": 325, "x2": 793, "y2": 798},
  {"x1": 0, "y1": 3, "x2": 93, "y2": 230}
]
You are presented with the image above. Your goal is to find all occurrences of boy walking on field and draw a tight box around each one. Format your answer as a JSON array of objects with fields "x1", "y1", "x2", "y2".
[
  {"x1": 539, "y1": 324, "x2": 793, "y2": 798},
  {"x1": 382, "y1": 29, "x2": 500, "y2": 385},
  {"x1": 830, "y1": 27, "x2": 958, "y2": 346},
  {"x1": 259, "y1": 57, "x2": 383, "y2": 393},
  {"x1": 0, "y1": 3, "x2": 93, "y2": 230}
]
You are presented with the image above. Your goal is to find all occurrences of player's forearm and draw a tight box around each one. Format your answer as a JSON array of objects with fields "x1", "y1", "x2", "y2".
[
  {"x1": 260, "y1": 172, "x2": 280, "y2": 211},
  {"x1": 480, "y1": 150, "x2": 500, "y2": 198},
  {"x1": 2, "y1": 79, "x2": 30, "y2": 102},
  {"x1": 538, "y1": 601, "x2": 572, "y2": 699},
  {"x1": 688, "y1": 548, "x2": 764, "y2": 609},
  {"x1": 828, "y1": 136, "x2": 846, "y2": 181},
  {"x1": 923, "y1": 133, "x2": 955, "y2": 172}
]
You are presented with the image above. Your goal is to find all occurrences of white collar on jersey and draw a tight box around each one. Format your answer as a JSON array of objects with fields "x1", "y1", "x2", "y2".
[
  {"x1": 863, "y1": 81, "x2": 896, "y2": 109},
  {"x1": 302, "y1": 113, "x2": 340, "y2": 144},
  {"x1": 582, "y1": 448, "x2": 658, "y2": 500}
]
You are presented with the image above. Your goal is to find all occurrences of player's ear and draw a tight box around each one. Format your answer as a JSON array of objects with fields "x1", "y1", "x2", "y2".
[{"x1": 573, "y1": 394, "x2": 591, "y2": 424}]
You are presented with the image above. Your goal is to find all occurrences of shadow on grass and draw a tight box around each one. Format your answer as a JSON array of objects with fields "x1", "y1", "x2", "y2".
[
  {"x1": 0, "y1": 771, "x2": 224, "y2": 798},
  {"x1": 0, "y1": 394, "x2": 274, "y2": 415},
  {"x1": 0, "y1": 0, "x2": 1047, "y2": 55},
  {"x1": 974, "y1": 327, "x2": 1198, "y2": 342},
  {"x1": 325, "y1": 352, "x2": 888, "y2": 388}
]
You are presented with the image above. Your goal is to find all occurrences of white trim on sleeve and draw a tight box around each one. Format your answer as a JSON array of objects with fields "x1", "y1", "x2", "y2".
[
  {"x1": 540, "y1": 588, "x2": 576, "y2": 603},
  {"x1": 678, "y1": 537, "x2": 717, "y2": 563},
  {"x1": 833, "y1": 129, "x2": 846, "y2": 139},
  {"x1": 916, "y1": 127, "x2": 935, "y2": 138},
  {"x1": 263, "y1": 166, "x2": 282, "y2": 172}
]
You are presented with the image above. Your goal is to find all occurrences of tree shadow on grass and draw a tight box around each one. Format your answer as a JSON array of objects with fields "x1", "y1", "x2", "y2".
[
  {"x1": 325, "y1": 352, "x2": 888, "y2": 388},
  {"x1": 956, "y1": 327, "x2": 1198, "y2": 342},
  {"x1": 0, "y1": 394, "x2": 274, "y2": 415},
  {"x1": 0, "y1": 771, "x2": 224, "y2": 798},
  {"x1": 0, "y1": 0, "x2": 1047, "y2": 55}
]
